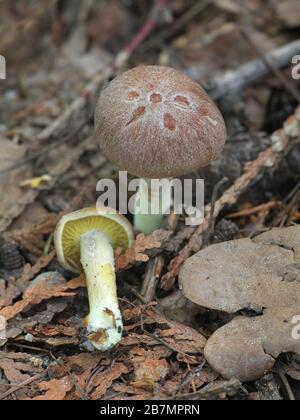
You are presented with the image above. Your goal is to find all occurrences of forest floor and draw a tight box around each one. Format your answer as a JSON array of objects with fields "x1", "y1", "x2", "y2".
[{"x1": 0, "y1": 0, "x2": 300, "y2": 400}]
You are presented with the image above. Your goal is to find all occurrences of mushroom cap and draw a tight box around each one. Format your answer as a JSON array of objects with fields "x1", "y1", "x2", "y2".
[
  {"x1": 179, "y1": 227, "x2": 300, "y2": 313},
  {"x1": 204, "y1": 306, "x2": 300, "y2": 382},
  {"x1": 95, "y1": 66, "x2": 227, "y2": 178},
  {"x1": 54, "y1": 207, "x2": 134, "y2": 273}
]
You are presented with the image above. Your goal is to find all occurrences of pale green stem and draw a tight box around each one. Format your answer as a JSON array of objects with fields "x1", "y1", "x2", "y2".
[{"x1": 134, "y1": 177, "x2": 172, "y2": 235}]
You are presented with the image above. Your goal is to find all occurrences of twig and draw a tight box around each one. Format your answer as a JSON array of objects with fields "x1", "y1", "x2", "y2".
[
  {"x1": 0, "y1": 123, "x2": 87, "y2": 178},
  {"x1": 160, "y1": 106, "x2": 300, "y2": 290},
  {"x1": 203, "y1": 177, "x2": 228, "y2": 246},
  {"x1": 143, "y1": 330, "x2": 191, "y2": 359},
  {"x1": 197, "y1": 39, "x2": 300, "y2": 101},
  {"x1": 115, "y1": 0, "x2": 167, "y2": 68},
  {"x1": 277, "y1": 369, "x2": 295, "y2": 401},
  {"x1": 9, "y1": 343, "x2": 51, "y2": 354},
  {"x1": 50, "y1": 351, "x2": 88, "y2": 401},
  {"x1": 140, "y1": 0, "x2": 212, "y2": 52},
  {"x1": 271, "y1": 179, "x2": 300, "y2": 227},
  {"x1": 227, "y1": 201, "x2": 278, "y2": 218},
  {"x1": 165, "y1": 378, "x2": 246, "y2": 400},
  {"x1": 124, "y1": 282, "x2": 149, "y2": 305},
  {"x1": 173, "y1": 361, "x2": 205, "y2": 397},
  {"x1": 0, "y1": 372, "x2": 45, "y2": 400},
  {"x1": 35, "y1": 67, "x2": 112, "y2": 144},
  {"x1": 140, "y1": 255, "x2": 165, "y2": 303}
]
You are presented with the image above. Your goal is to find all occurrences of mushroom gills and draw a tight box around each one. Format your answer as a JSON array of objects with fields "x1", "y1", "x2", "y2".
[{"x1": 62, "y1": 215, "x2": 129, "y2": 272}]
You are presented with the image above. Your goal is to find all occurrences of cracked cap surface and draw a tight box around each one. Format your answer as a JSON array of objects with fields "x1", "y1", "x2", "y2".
[{"x1": 95, "y1": 66, "x2": 227, "y2": 178}]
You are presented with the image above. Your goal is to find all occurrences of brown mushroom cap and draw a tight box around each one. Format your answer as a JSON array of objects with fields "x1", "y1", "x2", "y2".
[
  {"x1": 95, "y1": 66, "x2": 227, "y2": 178},
  {"x1": 204, "y1": 306, "x2": 300, "y2": 382},
  {"x1": 179, "y1": 226, "x2": 300, "y2": 313}
]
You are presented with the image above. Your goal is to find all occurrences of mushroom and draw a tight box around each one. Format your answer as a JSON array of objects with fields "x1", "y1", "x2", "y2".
[
  {"x1": 95, "y1": 66, "x2": 227, "y2": 234},
  {"x1": 178, "y1": 225, "x2": 300, "y2": 381},
  {"x1": 204, "y1": 305, "x2": 300, "y2": 382},
  {"x1": 54, "y1": 207, "x2": 134, "y2": 351},
  {"x1": 179, "y1": 225, "x2": 300, "y2": 313}
]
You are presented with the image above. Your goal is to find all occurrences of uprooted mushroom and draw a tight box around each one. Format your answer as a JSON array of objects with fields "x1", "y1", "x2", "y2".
[
  {"x1": 179, "y1": 225, "x2": 300, "y2": 381},
  {"x1": 54, "y1": 206, "x2": 134, "y2": 351}
]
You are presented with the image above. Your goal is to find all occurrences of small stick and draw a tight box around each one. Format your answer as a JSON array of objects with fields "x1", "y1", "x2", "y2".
[
  {"x1": 35, "y1": 68, "x2": 112, "y2": 144},
  {"x1": 227, "y1": 201, "x2": 278, "y2": 218},
  {"x1": 165, "y1": 378, "x2": 246, "y2": 400},
  {"x1": 140, "y1": 0, "x2": 212, "y2": 52},
  {"x1": 115, "y1": 0, "x2": 167, "y2": 68},
  {"x1": 0, "y1": 372, "x2": 45, "y2": 400},
  {"x1": 143, "y1": 330, "x2": 191, "y2": 359},
  {"x1": 277, "y1": 369, "x2": 295, "y2": 401},
  {"x1": 203, "y1": 177, "x2": 228, "y2": 246},
  {"x1": 173, "y1": 361, "x2": 205, "y2": 396},
  {"x1": 140, "y1": 255, "x2": 165, "y2": 303},
  {"x1": 203, "y1": 39, "x2": 300, "y2": 101},
  {"x1": 0, "y1": 124, "x2": 86, "y2": 177},
  {"x1": 50, "y1": 352, "x2": 88, "y2": 401},
  {"x1": 124, "y1": 282, "x2": 148, "y2": 305}
]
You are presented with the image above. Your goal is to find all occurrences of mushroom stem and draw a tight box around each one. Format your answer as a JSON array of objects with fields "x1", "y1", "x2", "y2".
[
  {"x1": 134, "y1": 178, "x2": 172, "y2": 234},
  {"x1": 80, "y1": 230, "x2": 122, "y2": 351}
]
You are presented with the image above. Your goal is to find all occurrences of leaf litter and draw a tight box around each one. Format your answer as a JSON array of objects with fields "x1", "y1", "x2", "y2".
[{"x1": 1, "y1": 0, "x2": 300, "y2": 401}]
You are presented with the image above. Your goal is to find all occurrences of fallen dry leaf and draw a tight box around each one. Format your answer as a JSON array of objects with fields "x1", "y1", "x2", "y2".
[
  {"x1": 120, "y1": 309, "x2": 206, "y2": 365},
  {"x1": 0, "y1": 279, "x2": 19, "y2": 310},
  {"x1": 120, "y1": 332, "x2": 160, "y2": 347},
  {"x1": 128, "y1": 345, "x2": 171, "y2": 361},
  {"x1": 131, "y1": 356, "x2": 169, "y2": 391},
  {"x1": 0, "y1": 251, "x2": 56, "y2": 310},
  {"x1": 29, "y1": 376, "x2": 73, "y2": 400},
  {"x1": 6, "y1": 214, "x2": 59, "y2": 256},
  {"x1": 68, "y1": 353, "x2": 104, "y2": 395},
  {"x1": 0, "y1": 354, "x2": 42, "y2": 385},
  {"x1": 112, "y1": 383, "x2": 152, "y2": 399},
  {"x1": 0, "y1": 138, "x2": 34, "y2": 233},
  {"x1": 91, "y1": 363, "x2": 129, "y2": 400},
  {"x1": 0, "y1": 351, "x2": 31, "y2": 361},
  {"x1": 0, "y1": 359, "x2": 31, "y2": 384},
  {"x1": 24, "y1": 336, "x2": 79, "y2": 347},
  {"x1": 147, "y1": 310, "x2": 207, "y2": 355},
  {"x1": 115, "y1": 230, "x2": 167, "y2": 270},
  {"x1": 20, "y1": 174, "x2": 52, "y2": 190},
  {"x1": 0, "y1": 272, "x2": 85, "y2": 321},
  {"x1": 27, "y1": 324, "x2": 78, "y2": 338},
  {"x1": 3, "y1": 300, "x2": 68, "y2": 345}
]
